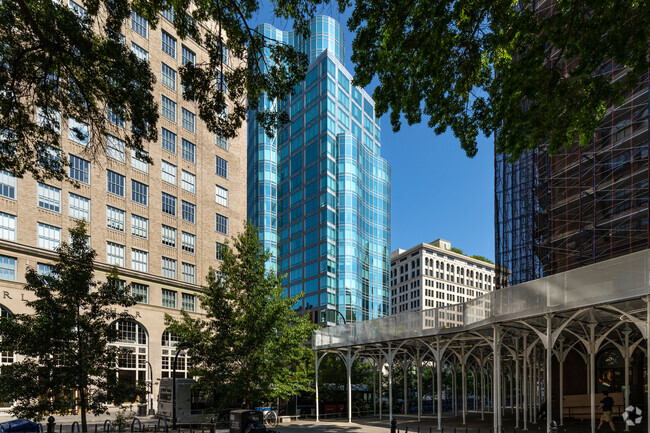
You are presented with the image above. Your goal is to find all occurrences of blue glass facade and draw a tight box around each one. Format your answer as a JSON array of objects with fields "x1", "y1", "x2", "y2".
[{"x1": 247, "y1": 16, "x2": 391, "y2": 323}]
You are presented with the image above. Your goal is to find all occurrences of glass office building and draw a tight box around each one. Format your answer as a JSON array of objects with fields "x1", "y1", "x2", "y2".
[{"x1": 247, "y1": 16, "x2": 391, "y2": 324}]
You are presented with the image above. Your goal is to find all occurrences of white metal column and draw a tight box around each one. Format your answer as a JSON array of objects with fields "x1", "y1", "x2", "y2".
[
  {"x1": 417, "y1": 359, "x2": 423, "y2": 421},
  {"x1": 315, "y1": 352, "x2": 321, "y2": 422},
  {"x1": 437, "y1": 340, "x2": 443, "y2": 430},
  {"x1": 461, "y1": 345, "x2": 467, "y2": 425},
  {"x1": 546, "y1": 314, "x2": 553, "y2": 433},
  {"x1": 558, "y1": 338, "x2": 564, "y2": 427},
  {"x1": 523, "y1": 334, "x2": 528, "y2": 431},
  {"x1": 515, "y1": 337, "x2": 520, "y2": 429},
  {"x1": 589, "y1": 323, "x2": 596, "y2": 433},
  {"x1": 493, "y1": 325, "x2": 501, "y2": 433},
  {"x1": 624, "y1": 328, "x2": 630, "y2": 432}
]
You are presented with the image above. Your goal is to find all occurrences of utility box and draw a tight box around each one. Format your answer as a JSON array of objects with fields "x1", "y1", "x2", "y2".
[{"x1": 229, "y1": 410, "x2": 265, "y2": 433}]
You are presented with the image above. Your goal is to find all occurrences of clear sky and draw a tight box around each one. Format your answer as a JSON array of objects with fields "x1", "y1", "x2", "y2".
[{"x1": 252, "y1": 4, "x2": 496, "y2": 261}]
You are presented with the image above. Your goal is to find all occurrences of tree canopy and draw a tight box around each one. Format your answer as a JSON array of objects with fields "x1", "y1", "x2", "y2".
[
  {"x1": 0, "y1": 0, "x2": 328, "y2": 181},
  {"x1": 347, "y1": 0, "x2": 650, "y2": 159},
  {"x1": 0, "y1": 222, "x2": 140, "y2": 432},
  {"x1": 166, "y1": 221, "x2": 316, "y2": 412}
]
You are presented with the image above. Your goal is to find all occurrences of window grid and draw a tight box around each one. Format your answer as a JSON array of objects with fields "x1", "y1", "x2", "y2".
[
  {"x1": 131, "y1": 180, "x2": 148, "y2": 206},
  {"x1": 106, "y1": 206, "x2": 126, "y2": 232},
  {"x1": 106, "y1": 242, "x2": 126, "y2": 267},
  {"x1": 215, "y1": 185, "x2": 228, "y2": 207},
  {"x1": 37, "y1": 183, "x2": 61, "y2": 213},
  {"x1": 131, "y1": 283, "x2": 149, "y2": 304},
  {"x1": 181, "y1": 201, "x2": 195, "y2": 223},
  {"x1": 181, "y1": 292, "x2": 195, "y2": 311},
  {"x1": 181, "y1": 263, "x2": 196, "y2": 285},
  {"x1": 37, "y1": 223, "x2": 61, "y2": 251},
  {"x1": 161, "y1": 160, "x2": 177, "y2": 185},
  {"x1": 161, "y1": 288, "x2": 177, "y2": 308},
  {"x1": 0, "y1": 170, "x2": 16, "y2": 199},
  {"x1": 161, "y1": 128, "x2": 176, "y2": 153},
  {"x1": 161, "y1": 95, "x2": 176, "y2": 122},
  {"x1": 215, "y1": 242, "x2": 225, "y2": 261},
  {"x1": 69, "y1": 155, "x2": 90, "y2": 184},
  {"x1": 161, "y1": 258, "x2": 177, "y2": 280},
  {"x1": 181, "y1": 232, "x2": 195, "y2": 254},
  {"x1": 0, "y1": 212, "x2": 16, "y2": 241},
  {"x1": 182, "y1": 45, "x2": 195, "y2": 65},
  {"x1": 131, "y1": 248, "x2": 148, "y2": 272},
  {"x1": 215, "y1": 134, "x2": 228, "y2": 150},
  {"x1": 106, "y1": 135, "x2": 126, "y2": 162},
  {"x1": 131, "y1": 10, "x2": 148, "y2": 38},
  {"x1": 161, "y1": 31, "x2": 177, "y2": 58},
  {"x1": 131, "y1": 42, "x2": 148, "y2": 62},
  {"x1": 131, "y1": 214, "x2": 148, "y2": 239},
  {"x1": 107, "y1": 170, "x2": 125, "y2": 196},
  {"x1": 161, "y1": 225, "x2": 176, "y2": 247},
  {"x1": 181, "y1": 139, "x2": 195, "y2": 163},
  {"x1": 181, "y1": 109, "x2": 195, "y2": 133},
  {"x1": 161, "y1": 63, "x2": 177, "y2": 90},
  {"x1": 131, "y1": 149, "x2": 149, "y2": 173},
  {"x1": 215, "y1": 156, "x2": 228, "y2": 178},
  {"x1": 68, "y1": 193, "x2": 90, "y2": 221},
  {"x1": 181, "y1": 170, "x2": 196, "y2": 194},
  {"x1": 0, "y1": 255, "x2": 16, "y2": 281},
  {"x1": 162, "y1": 192, "x2": 176, "y2": 216},
  {"x1": 215, "y1": 214, "x2": 228, "y2": 235},
  {"x1": 68, "y1": 118, "x2": 89, "y2": 145}
]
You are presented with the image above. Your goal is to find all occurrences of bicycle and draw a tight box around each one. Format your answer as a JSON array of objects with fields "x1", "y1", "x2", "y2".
[{"x1": 263, "y1": 409, "x2": 278, "y2": 428}]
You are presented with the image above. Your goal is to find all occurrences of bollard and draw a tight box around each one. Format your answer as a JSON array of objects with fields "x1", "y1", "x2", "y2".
[
  {"x1": 47, "y1": 417, "x2": 55, "y2": 433},
  {"x1": 209, "y1": 417, "x2": 215, "y2": 433},
  {"x1": 59, "y1": 425, "x2": 62, "y2": 433},
  {"x1": 391, "y1": 419, "x2": 398, "y2": 433},
  {"x1": 550, "y1": 421, "x2": 557, "y2": 433},
  {"x1": 95, "y1": 426, "x2": 97, "y2": 433},
  {"x1": 406, "y1": 427, "x2": 409, "y2": 433}
]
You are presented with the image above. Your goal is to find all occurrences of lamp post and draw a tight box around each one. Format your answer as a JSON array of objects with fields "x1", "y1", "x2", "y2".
[
  {"x1": 334, "y1": 309, "x2": 346, "y2": 325},
  {"x1": 147, "y1": 361, "x2": 154, "y2": 415},
  {"x1": 172, "y1": 342, "x2": 193, "y2": 430}
]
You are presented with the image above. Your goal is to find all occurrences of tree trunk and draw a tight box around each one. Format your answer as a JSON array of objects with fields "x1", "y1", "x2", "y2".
[{"x1": 80, "y1": 387, "x2": 87, "y2": 433}]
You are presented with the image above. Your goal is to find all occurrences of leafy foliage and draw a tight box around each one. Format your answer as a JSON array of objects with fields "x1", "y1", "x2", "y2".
[
  {"x1": 166, "y1": 221, "x2": 316, "y2": 411},
  {"x1": 469, "y1": 255, "x2": 494, "y2": 265},
  {"x1": 347, "y1": 0, "x2": 650, "y2": 159},
  {"x1": 0, "y1": 0, "x2": 329, "y2": 180},
  {"x1": 0, "y1": 222, "x2": 140, "y2": 431},
  {"x1": 450, "y1": 247, "x2": 464, "y2": 255}
]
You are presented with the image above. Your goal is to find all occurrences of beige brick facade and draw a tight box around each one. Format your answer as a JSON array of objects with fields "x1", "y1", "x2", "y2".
[{"x1": 0, "y1": 9, "x2": 246, "y2": 411}]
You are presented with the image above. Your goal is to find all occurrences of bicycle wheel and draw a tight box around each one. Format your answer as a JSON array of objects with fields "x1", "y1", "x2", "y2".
[{"x1": 264, "y1": 411, "x2": 278, "y2": 428}]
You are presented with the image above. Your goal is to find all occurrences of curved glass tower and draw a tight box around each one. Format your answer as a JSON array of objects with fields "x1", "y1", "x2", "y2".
[{"x1": 248, "y1": 16, "x2": 391, "y2": 323}]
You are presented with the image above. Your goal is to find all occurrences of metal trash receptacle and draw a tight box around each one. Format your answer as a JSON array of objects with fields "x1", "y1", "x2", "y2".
[
  {"x1": 229, "y1": 410, "x2": 265, "y2": 433},
  {"x1": 137, "y1": 404, "x2": 147, "y2": 417}
]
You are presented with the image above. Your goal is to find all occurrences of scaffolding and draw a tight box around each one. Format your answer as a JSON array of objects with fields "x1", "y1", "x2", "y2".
[{"x1": 495, "y1": 64, "x2": 650, "y2": 288}]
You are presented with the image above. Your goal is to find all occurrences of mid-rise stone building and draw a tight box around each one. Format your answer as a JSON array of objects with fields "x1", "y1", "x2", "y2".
[{"x1": 0, "y1": 6, "x2": 246, "y2": 410}]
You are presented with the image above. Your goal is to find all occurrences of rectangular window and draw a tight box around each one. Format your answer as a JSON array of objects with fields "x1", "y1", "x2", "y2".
[
  {"x1": 0, "y1": 255, "x2": 16, "y2": 281},
  {"x1": 161, "y1": 160, "x2": 177, "y2": 185},
  {"x1": 106, "y1": 105, "x2": 125, "y2": 127},
  {"x1": 68, "y1": 118, "x2": 89, "y2": 145},
  {"x1": 181, "y1": 108, "x2": 195, "y2": 133},
  {"x1": 181, "y1": 292, "x2": 195, "y2": 311},
  {"x1": 181, "y1": 138, "x2": 195, "y2": 162},
  {"x1": 131, "y1": 214, "x2": 148, "y2": 239},
  {"x1": 130, "y1": 149, "x2": 149, "y2": 173},
  {"x1": 161, "y1": 63, "x2": 177, "y2": 90},
  {"x1": 215, "y1": 156, "x2": 228, "y2": 178},
  {"x1": 161, "y1": 30, "x2": 177, "y2": 58},
  {"x1": 37, "y1": 223, "x2": 61, "y2": 250},
  {"x1": 131, "y1": 10, "x2": 148, "y2": 38},
  {"x1": 161, "y1": 224, "x2": 176, "y2": 247},
  {"x1": 161, "y1": 95, "x2": 176, "y2": 122},
  {"x1": 131, "y1": 283, "x2": 149, "y2": 304},
  {"x1": 131, "y1": 180, "x2": 148, "y2": 206},
  {"x1": 181, "y1": 200, "x2": 195, "y2": 223},
  {"x1": 161, "y1": 128, "x2": 176, "y2": 153},
  {"x1": 181, "y1": 231, "x2": 195, "y2": 253},
  {"x1": 69, "y1": 155, "x2": 90, "y2": 184},
  {"x1": 106, "y1": 206, "x2": 126, "y2": 231},
  {"x1": 131, "y1": 42, "x2": 148, "y2": 62},
  {"x1": 161, "y1": 258, "x2": 177, "y2": 280},
  {"x1": 37, "y1": 183, "x2": 61, "y2": 213},
  {"x1": 162, "y1": 192, "x2": 176, "y2": 216},
  {"x1": 181, "y1": 263, "x2": 196, "y2": 284},
  {"x1": 0, "y1": 170, "x2": 16, "y2": 199},
  {"x1": 182, "y1": 45, "x2": 195, "y2": 65},
  {"x1": 131, "y1": 248, "x2": 148, "y2": 272},
  {"x1": 215, "y1": 134, "x2": 228, "y2": 150},
  {"x1": 0, "y1": 212, "x2": 16, "y2": 241},
  {"x1": 68, "y1": 193, "x2": 90, "y2": 221},
  {"x1": 37, "y1": 263, "x2": 53, "y2": 276},
  {"x1": 106, "y1": 135, "x2": 126, "y2": 162},
  {"x1": 106, "y1": 241, "x2": 125, "y2": 267},
  {"x1": 215, "y1": 185, "x2": 228, "y2": 207},
  {"x1": 106, "y1": 170, "x2": 125, "y2": 196},
  {"x1": 161, "y1": 288, "x2": 177, "y2": 308},
  {"x1": 68, "y1": 0, "x2": 87, "y2": 17},
  {"x1": 215, "y1": 213, "x2": 228, "y2": 234},
  {"x1": 181, "y1": 170, "x2": 195, "y2": 194},
  {"x1": 161, "y1": 6, "x2": 174, "y2": 22},
  {"x1": 215, "y1": 242, "x2": 225, "y2": 261}
]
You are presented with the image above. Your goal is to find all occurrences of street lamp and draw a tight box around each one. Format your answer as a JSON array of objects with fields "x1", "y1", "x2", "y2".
[
  {"x1": 146, "y1": 361, "x2": 154, "y2": 415},
  {"x1": 172, "y1": 341, "x2": 193, "y2": 430}
]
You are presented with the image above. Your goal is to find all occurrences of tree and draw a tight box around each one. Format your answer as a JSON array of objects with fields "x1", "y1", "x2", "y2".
[
  {"x1": 347, "y1": 0, "x2": 650, "y2": 159},
  {"x1": 0, "y1": 222, "x2": 141, "y2": 431},
  {"x1": 166, "y1": 221, "x2": 316, "y2": 412},
  {"x1": 1, "y1": 0, "x2": 328, "y2": 180}
]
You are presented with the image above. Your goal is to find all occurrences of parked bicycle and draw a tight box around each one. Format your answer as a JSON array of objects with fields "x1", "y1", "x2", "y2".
[{"x1": 262, "y1": 408, "x2": 278, "y2": 428}]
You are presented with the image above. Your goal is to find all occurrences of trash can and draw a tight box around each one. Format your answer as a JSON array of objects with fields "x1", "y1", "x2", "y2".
[
  {"x1": 137, "y1": 404, "x2": 147, "y2": 417},
  {"x1": 229, "y1": 410, "x2": 265, "y2": 433}
]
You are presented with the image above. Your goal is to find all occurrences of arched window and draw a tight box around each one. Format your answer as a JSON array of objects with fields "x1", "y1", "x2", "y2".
[
  {"x1": 110, "y1": 320, "x2": 148, "y2": 397},
  {"x1": 0, "y1": 305, "x2": 14, "y2": 366},
  {"x1": 161, "y1": 331, "x2": 189, "y2": 378},
  {"x1": 596, "y1": 348, "x2": 624, "y2": 393}
]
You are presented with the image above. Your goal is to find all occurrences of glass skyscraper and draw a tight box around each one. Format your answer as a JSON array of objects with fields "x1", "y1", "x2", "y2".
[{"x1": 247, "y1": 16, "x2": 391, "y2": 324}]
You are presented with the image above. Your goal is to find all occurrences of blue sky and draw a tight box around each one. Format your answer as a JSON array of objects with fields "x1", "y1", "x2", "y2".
[{"x1": 253, "y1": 4, "x2": 496, "y2": 261}]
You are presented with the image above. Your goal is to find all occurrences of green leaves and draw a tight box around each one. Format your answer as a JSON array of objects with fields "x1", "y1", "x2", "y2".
[
  {"x1": 348, "y1": 0, "x2": 650, "y2": 159},
  {"x1": 166, "y1": 222, "x2": 315, "y2": 412}
]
